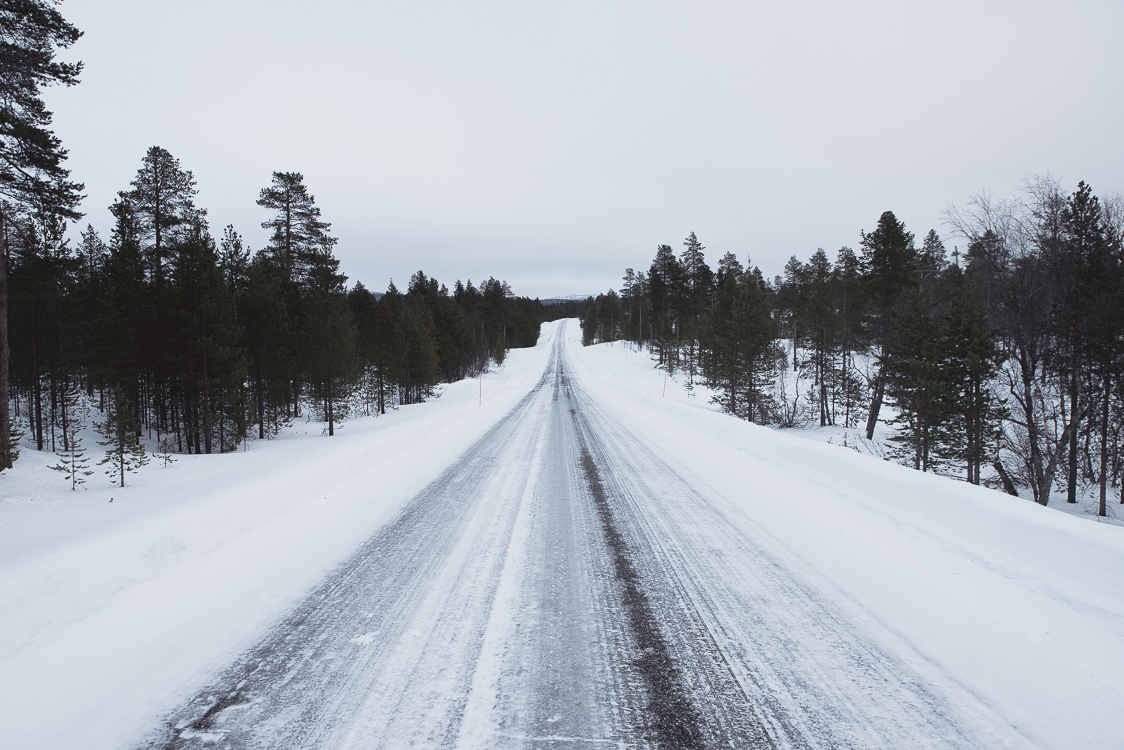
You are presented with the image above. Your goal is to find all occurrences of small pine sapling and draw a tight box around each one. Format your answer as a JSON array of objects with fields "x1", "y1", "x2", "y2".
[
  {"x1": 50, "y1": 382, "x2": 92, "y2": 490},
  {"x1": 0, "y1": 417, "x2": 23, "y2": 474},
  {"x1": 96, "y1": 385, "x2": 149, "y2": 487},
  {"x1": 156, "y1": 436, "x2": 178, "y2": 468},
  {"x1": 50, "y1": 438, "x2": 93, "y2": 490}
]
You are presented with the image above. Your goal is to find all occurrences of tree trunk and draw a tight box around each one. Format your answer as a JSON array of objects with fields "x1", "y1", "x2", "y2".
[
  {"x1": 0, "y1": 210, "x2": 10, "y2": 469},
  {"x1": 1067, "y1": 367, "x2": 1079, "y2": 503},
  {"x1": 1042, "y1": 403, "x2": 1085, "y2": 507},
  {"x1": 792, "y1": 323, "x2": 798, "y2": 371},
  {"x1": 378, "y1": 364, "x2": 385, "y2": 415},
  {"x1": 257, "y1": 364, "x2": 265, "y2": 440},
  {"x1": 913, "y1": 411, "x2": 922, "y2": 471},
  {"x1": 1099, "y1": 371, "x2": 1109, "y2": 517},
  {"x1": 117, "y1": 413, "x2": 126, "y2": 488},
  {"x1": 994, "y1": 461, "x2": 1019, "y2": 496},
  {"x1": 1020, "y1": 359, "x2": 1046, "y2": 504},
  {"x1": 202, "y1": 356, "x2": 212, "y2": 454},
  {"x1": 865, "y1": 372, "x2": 884, "y2": 440},
  {"x1": 966, "y1": 376, "x2": 976, "y2": 484},
  {"x1": 327, "y1": 311, "x2": 334, "y2": 437},
  {"x1": 32, "y1": 311, "x2": 43, "y2": 450}
]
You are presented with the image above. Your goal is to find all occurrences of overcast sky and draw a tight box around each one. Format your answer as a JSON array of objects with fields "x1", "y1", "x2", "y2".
[{"x1": 46, "y1": 0, "x2": 1124, "y2": 299}]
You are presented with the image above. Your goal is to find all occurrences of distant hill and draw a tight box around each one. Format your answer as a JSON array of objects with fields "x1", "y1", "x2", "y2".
[{"x1": 541, "y1": 295, "x2": 593, "y2": 305}]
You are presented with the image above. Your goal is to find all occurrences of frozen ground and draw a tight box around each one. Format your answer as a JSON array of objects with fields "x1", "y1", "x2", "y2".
[{"x1": 1, "y1": 321, "x2": 1122, "y2": 748}]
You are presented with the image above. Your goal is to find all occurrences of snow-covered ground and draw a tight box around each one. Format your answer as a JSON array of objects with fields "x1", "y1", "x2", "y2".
[
  {"x1": 1, "y1": 321, "x2": 1122, "y2": 749},
  {"x1": 570, "y1": 336, "x2": 1124, "y2": 748},
  {"x1": 0, "y1": 338, "x2": 553, "y2": 749},
  {"x1": 633, "y1": 338, "x2": 1124, "y2": 527}
]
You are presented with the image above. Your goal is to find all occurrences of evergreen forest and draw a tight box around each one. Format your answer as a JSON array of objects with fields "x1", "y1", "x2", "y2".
[
  {"x1": 5, "y1": 147, "x2": 555, "y2": 469},
  {"x1": 0, "y1": 0, "x2": 558, "y2": 486},
  {"x1": 582, "y1": 183, "x2": 1124, "y2": 515},
  {"x1": 3, "y1": 0, "x2": 1123, "y2": 518}
]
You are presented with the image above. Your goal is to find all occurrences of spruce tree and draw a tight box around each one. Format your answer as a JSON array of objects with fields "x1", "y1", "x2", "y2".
[
  {"x1": 1050, "y1": 182, "x2": 1107, "y2": 503},
  {"x1": 883, "y1": 285, "x2": 955, "y2": 472},
  {"x1": 860, "y1": 211, "x2": 918, "y2": 439},
  {"x1": 945, "y1": 266, "x2": 1004, "y2": 484}
]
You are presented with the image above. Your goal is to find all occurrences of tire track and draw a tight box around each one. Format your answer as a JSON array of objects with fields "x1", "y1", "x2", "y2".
[
  {"x1": 563, "y1": 334, "x2": 1036, "y2": 749},
  {"x1": 145, "y1": 350, "x2": 560, "y2": 749}
]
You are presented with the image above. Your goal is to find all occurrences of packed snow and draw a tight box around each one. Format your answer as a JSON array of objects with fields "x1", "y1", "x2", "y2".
[{"x1": 0, "y1": 320, "x2": 1121, "y2": 749}]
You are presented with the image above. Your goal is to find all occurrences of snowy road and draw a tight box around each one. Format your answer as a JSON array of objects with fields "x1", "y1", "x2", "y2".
[{"x1": 148, "y1": 322, "x2": 1034, "y2": 749}]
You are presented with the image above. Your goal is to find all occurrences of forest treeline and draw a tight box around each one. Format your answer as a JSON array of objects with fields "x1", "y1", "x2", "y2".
[
  {"x1": 0, "y1": 1, "x2": 566, "y2": 485},
  {"x1": 4, "y1": 146, "x2": 557, "y2": 471},
  {"x1": 582, "y1": 179, "x2": 1124, "y2": 513}
]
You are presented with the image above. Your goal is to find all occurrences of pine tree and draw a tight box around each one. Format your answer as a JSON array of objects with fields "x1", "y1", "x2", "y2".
[
  {"x1": 302, "y1": 239, "x2": 358, "y2": 436},
  {"x1": 98, "y1": 196, "x2": 146, "y2": 425},
  {"x1": 49, "y1": 377, "x2": 91, "y2": 490},
  {"x1": 97, "y1": 384, "x2": 148, "y2": 487},
  {"x1": 0, "y1": 0, "x2": 85, "y2": 470},
  {"x1": 126, "y1": 146, "x2": 198, "y2": 290},
  {"x1": 168, "y1": 213, "x2": 244, "y2": 453},
  {"x1": 704, "y1": 252, "x2": 744, "y2": 414},
  {"x1": 647, "y1": 244, "x2": 683, "y2": 371},
  {"x1": 779, "y1": 255, "x2": 807, "y2": 371},
  {"x1": 241, "y1": 251, "x2": 294, "y2": 438},
  {"x1": 370, "y1": 292, "x2": 404, "y2": 415},
  {"x1": 706, "y1": 263, "x2": 778, "y2": 423},
  {"x1": 218, "y1": 225, "x2": 250, "y2": 292},
  {"x1": 155, "y1": 436, "x2": 177, "y2": 468},
  {"x1": 833, "y1": 246, "x2": 866, "y2": 428},
  {"x1": 804, "y1": 249, "x2": 835, "y2": 426},
  {"x1": 620, "y1": 268, "x2": 640, "y2": 343},
  {"x1": 397, "y1": 299, "x2": 440, "y2": 405},
  {"x1": 680, "y1": 233, "x2": 712, "y2": 382},
  {"x1": 257, "y1": 171, "x2": 334, "y2": 285}
]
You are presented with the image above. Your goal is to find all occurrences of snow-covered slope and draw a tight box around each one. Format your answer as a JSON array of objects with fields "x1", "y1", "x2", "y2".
[{"x1": 569, "y1": 334, "x2": 1124, "y2": 749}]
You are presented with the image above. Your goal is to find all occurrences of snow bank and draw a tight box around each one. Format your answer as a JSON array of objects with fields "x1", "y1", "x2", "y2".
[
  {"x1": 0, "y1": 321, "x2": 563, "y2": 750},
  {"x1": 567, "y1": 328, "x2": 1124, "y2": 749}
]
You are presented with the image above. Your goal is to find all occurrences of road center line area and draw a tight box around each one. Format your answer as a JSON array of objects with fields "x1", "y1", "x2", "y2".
[{"x1": 144, "y1": 322, "x2": 1037, "y2": 749}]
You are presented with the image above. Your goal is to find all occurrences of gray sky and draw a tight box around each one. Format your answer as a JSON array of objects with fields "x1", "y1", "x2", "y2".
[{"x1": 47, "y1": 0, "x2": 1124, "y2": 298}]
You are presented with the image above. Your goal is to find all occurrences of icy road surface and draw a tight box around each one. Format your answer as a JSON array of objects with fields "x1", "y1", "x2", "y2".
[{"x1": 147, "y1": 322, "x2": 1033, "y2": 750}]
